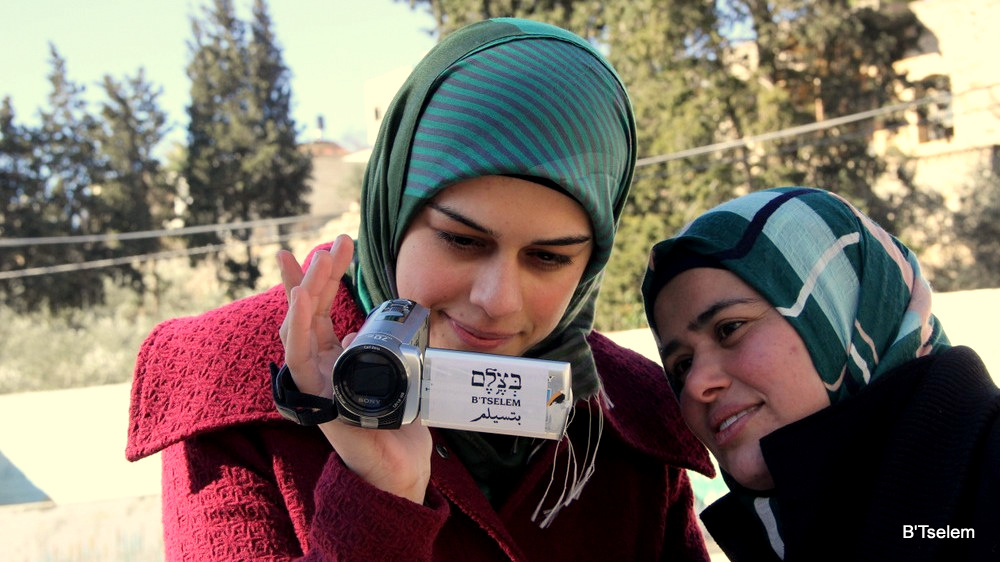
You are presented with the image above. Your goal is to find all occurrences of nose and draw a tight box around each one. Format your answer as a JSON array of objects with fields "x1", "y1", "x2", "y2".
[
  {"x1": 683, "y1": 354, "x2": 731, "y2": 404},
  {"x1": 469, "y1": 254, "x2": 524, "y2": 318}
]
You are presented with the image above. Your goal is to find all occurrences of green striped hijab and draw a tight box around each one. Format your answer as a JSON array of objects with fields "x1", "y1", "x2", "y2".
[
  {"x1": 642, "y1": 187, "x2": 950, "y2": 404},
  {"x1": 353, "y1": 18, "x2": 636, "y2": 398}
]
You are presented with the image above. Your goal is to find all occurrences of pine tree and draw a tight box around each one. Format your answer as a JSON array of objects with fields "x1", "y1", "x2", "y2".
[
  {"x1": 248, "y1": 0, "x2": 311, "y2": 223},
  {"x1": 18, "y1": 46, "x2": 109, "y2": 311},
  {"x1": 97, "y1": 68, "x2": 174, "y2": 294},
  {"x1": 0, "y1": 97, "x2": 49, "y2": 310},
  {"x1": 185, "y1": 0, "x2": 249, "y2": 251},
  {"x1": 184, "y1": 0, "x2": 311, "y2": 293},
  {"x1": 2, "y1": 49, "x2": 176, "y2": 312}
]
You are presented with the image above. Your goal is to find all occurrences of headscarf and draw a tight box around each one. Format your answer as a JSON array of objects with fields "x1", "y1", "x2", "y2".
[
  {"x1": 641, "y1": 186, "x2": 951, "y2": 556},
  {"x1": 641, "y1": 187, "x2": 950, "y2": 405},
  {"x1": 352, "y1": 18, "x2": 636, "y2": 399}
]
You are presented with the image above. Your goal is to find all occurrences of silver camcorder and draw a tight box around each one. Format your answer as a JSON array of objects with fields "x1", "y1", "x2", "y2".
[{"x1": 332, "y1": 299, "x2": 573, "y2": 439}]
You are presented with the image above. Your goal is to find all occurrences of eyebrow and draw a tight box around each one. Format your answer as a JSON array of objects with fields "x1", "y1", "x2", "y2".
[
  {"x1": 427, "y1": 202, "x2": 592, "y2": 246},
  {"x1": 658, "y1": 297, "x2": 760, "y2": 358}
]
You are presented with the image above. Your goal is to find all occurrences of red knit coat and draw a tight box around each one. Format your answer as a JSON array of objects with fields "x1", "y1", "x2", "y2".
[{"x1": 127, "y1": 246, "x2": 714, "y2": 561}]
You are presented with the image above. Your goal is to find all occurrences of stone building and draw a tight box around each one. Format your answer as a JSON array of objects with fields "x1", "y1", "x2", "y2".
[
  {"x1": 874, "y1": 0, "x2": 1000, "y2": 209},
  {"x1": 870, "y1": 0, "x2": 1000, "y2": 286}
]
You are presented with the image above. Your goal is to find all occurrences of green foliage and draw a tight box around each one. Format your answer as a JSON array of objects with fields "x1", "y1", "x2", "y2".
[
  {"x1": 404, "y1": 0, "x2": 924, "y2": 330},
  {"x1": 96, "y1": 69, "x2": 174, "y2": 294},
  {"x1": 0, "y1": 286, "x2": 152, "y2": 393},
  {"x1": 1, "y1": 48, "x2": 108, "y2": 311},
  {"x1": 959, "y1": 182, "x2": 1000, "y2": 285},
  {"x1": 746, "y1": 0, "x2": 919, "y2": 228},
  {"x1": 408, "y1": 0, "x2": 588, "y2": 35},
  {"x1": 0, "y1": 257, "x2": 255, "y2": 395},
  {"x1": 97, "y1": 70, "x2": 172, "y2": 244},
  {"x1": 598, "y1": 212, "x2": 672, "y2": 331},
  {"x1": 0, "y1": 98, "x2": 47, "y2": 284},
  {"x1": 934, "y1": 162, "x2": 1000, "y2": 290},
  {"x1": 3, "y1": 0, "x2": 308, "y2": 315},
  {"x1": 0, "y1": 48, "x2": 173, "y2": 313},
  {"x1": 184, "y1": 0, "x2": 312, "y2": 295}
]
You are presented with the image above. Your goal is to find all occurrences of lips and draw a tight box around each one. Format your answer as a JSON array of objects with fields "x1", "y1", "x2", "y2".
[
  {"x1": 718, "y1": 408, "x2": 752, "y2": 432},
  {"x1": 710, "y1": 403, "x2": 762, "y2": 441},
  {"x1": 445, "y1": 314, "x2": 518, "y2": 351}
]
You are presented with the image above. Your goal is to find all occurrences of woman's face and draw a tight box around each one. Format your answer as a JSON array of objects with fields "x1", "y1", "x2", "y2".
[
  {"x1": 396, "y1": 175, "x2": 593, "y2": 358},
  {"x1": 653, "y1": 267, "x2": 830, "y2": 490}
]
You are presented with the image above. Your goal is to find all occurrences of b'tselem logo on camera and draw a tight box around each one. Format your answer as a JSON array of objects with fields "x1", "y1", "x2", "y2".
[
  {"x1": 421, "y1": 347, "x2": 565, "y2": 438},
  {"x1": 469, "y1": 367, "x2": 523, "y2": 424}
]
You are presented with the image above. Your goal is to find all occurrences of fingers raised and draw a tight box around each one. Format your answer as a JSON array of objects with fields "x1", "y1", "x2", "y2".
[
  {"x1": 277, "y1": 250, "x2": 304, "y2": 303},
  {"x1": 313, "y1": 235, "x2": 355, "y2": 315}
]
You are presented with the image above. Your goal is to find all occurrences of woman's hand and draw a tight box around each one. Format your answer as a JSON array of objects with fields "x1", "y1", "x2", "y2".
[{"x1": 277, "y1": 234, "x2": 433, "y2": 504}]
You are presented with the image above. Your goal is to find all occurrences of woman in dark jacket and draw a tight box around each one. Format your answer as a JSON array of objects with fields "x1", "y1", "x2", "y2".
[
  {"x1": 642, "y1": 186, "x2": 1000, "y2": 561},
  {"x1": 127, "y1": 18, "x2": 712, "y2": 561}
]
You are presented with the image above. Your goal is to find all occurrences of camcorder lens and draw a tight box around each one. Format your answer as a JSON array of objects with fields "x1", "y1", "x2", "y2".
[
  {"x1": 340, "y1": 350, "x2": 406, "y2": 414},
  {"x1": 347, "y1": 352, "x2": 395, "y2": 397}
]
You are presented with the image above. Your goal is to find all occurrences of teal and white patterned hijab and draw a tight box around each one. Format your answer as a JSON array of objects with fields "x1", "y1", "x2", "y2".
[{"x1": 642, "y1": 187, "x2": 950, "y2": 404}]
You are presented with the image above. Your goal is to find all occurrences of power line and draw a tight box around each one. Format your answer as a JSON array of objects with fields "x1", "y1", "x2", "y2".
[
  {"x1": 0, "y1": 212, "x2": 341, "y2": 247},
  {"x1": 2, "y1": 83, "x2": 996, "y2": 279},
  {"x1": 0, "y1": 225, "x2": 330, "y2": 281},
  {"x1": 5, "y1": 83, "x2": 993, "y2": 249},
  {"x1": 634, "y1": 114, "x2": 918, "y2": 180},
  {"x1": 633, "y1": 81, "x2": 1000, "y2": 168},
  {"x1": 635, "y1": 92, "x2": 954, "y2": 168}
]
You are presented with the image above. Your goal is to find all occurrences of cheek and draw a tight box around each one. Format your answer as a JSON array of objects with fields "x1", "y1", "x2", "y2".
[
  {"x1": 527, "y1": 273, "x2": 582, "y2": 332},
  {"x1": 788, "y1": 357, "x2": 831, "y2": 417},
  {"x1": 766, "y1": 337, "x2": 830, "y2": 421},
  {"x1": 679, "y1": 396, "x2": 709, "y2": 440},
  {"x1": 395, "y1": 237, "x2": 451, "y2": 305}
]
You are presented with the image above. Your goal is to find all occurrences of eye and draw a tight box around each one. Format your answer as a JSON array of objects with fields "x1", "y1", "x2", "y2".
[
  {"x1": 435, "y1": 231, "x2": 484, "y2": 252},
  {"x1": 665, "y1": 355, "x2": 692, "y2": 389},
  {"x1": 716, "y1": 320, "x2": 745, "y2": 342},
  {"x1": 527, "y1": 249, "x2": 573, "y2": 269}
]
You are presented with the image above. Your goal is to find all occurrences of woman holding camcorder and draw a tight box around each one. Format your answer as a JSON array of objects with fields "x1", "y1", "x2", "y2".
[{"x1": 127, "y1": 18, "x2": 713, "y2": 561}]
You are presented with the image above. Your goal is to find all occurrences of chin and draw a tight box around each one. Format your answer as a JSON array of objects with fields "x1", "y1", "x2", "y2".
[
  {"x1": 722, "y1": 452, "x2": 773, "y2": 491},
  {"x1": 738, "y1": 473, "x2": 774, "y2": 491}
]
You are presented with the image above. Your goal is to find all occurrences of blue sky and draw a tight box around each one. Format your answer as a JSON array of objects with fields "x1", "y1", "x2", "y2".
[{"x1": 1, "y1": 0, "x2": 438, "y2": 150}]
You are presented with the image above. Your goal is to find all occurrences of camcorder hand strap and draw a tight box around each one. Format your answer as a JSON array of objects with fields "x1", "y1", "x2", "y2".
[{"x1": 270, "y1": 362, "x2": 338, "y2": 425}]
